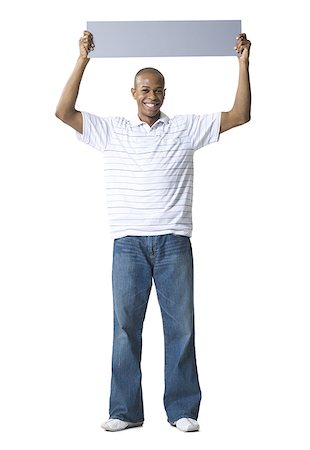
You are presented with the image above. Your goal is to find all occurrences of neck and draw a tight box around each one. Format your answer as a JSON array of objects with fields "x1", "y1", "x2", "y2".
[{"x1": 138, "y1": 111, "x2": 161, "y2": 127}]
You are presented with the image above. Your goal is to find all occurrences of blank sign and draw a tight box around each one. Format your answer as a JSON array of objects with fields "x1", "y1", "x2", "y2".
[{"x1": 87, "y1": 20, "x2": 241, "y2": 58}]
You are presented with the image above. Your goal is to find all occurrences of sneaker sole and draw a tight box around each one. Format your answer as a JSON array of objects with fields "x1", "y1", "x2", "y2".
[
  {"x1": 101, "y1": 421, "x2": 143, "y2": 432},
  {"x1": 170, "y1": 422, "x2": 199, "y2": 432}
]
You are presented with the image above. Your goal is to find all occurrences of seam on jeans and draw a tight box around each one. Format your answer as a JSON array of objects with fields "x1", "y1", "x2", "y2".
[
  {"x1": 131, "y1": 284, "x2": 152, "y2": 307},
  {"x1": 155, "y1": 288, "x2": 179, "y2": 324}
]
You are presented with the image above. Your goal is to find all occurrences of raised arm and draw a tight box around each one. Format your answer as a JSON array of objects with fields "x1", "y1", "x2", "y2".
[
  {"x1": 220, "y1": 33, "x2": 251, "y2": 134},
  {"x1": 55, "y1": 31, "x2": 95, "y2": 133}
]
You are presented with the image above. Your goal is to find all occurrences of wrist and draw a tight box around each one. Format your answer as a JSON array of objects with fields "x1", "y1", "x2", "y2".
[
  {"x1": 238, "y1": 58, "x2": 249, "y2": 69},
  {"x1": 77, "y1": 55, "x2": 90, "y2": 66}
]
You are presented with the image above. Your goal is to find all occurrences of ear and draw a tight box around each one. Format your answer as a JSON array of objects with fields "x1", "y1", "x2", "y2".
[{"x1": 131, "y1": 88, "x2": 136, "y2": 99}]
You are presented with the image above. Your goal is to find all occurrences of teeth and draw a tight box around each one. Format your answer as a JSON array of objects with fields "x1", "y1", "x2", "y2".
[{"x1": 145, "y1": 103, "x2": 158, "y2": 108}]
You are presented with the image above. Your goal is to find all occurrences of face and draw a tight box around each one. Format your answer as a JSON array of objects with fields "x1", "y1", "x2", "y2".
[{"x1": 131, "y1": 72, "x2": 166, "y2": 126}]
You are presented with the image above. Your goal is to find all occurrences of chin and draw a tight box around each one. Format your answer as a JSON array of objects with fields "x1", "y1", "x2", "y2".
[{"x1": 144, "y1": 109, "x2": 160, "y2": 117}]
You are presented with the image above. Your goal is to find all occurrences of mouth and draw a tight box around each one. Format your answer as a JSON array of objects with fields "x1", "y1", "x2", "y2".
[{"x1": 143, "y1": 102, "x2": 160, "y2": 112}]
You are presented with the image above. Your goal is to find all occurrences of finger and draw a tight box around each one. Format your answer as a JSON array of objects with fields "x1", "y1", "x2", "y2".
[
  {"x1": 87, "y1": 35, "x2": 95, "y2": 46},
  {"x1": 236, "y1": 36, "x2": 248, "y2": 45},
  {"x1": 80, "y1": 38, "x2": 88, "y2": 49},
  {"x1": 235, "y1": 34, "x2": 246, "y2": 48},
  {"x1": 236, "y1": 33, "x2": 247, "y2": 40},
  {"x1": 234, "y1": 39, "x2": 251, "y2": 53},
  {"x1": 81, "y1": 35, "x2": 94, "y2": 49},
  {"x1": 87, "y1": 39, "x2": 95, "y2": 50},
  {"x1": 83, "y1": 30, "x2": 93, "y2": 39}
]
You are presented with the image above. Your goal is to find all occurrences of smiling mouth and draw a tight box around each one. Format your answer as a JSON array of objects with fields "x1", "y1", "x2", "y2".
[{"x1": 143, "y1": 102, "x2": 160, "y2": 110}]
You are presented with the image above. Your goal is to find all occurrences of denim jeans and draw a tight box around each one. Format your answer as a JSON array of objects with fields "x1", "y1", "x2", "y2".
[{"x1": 109, "y1": 234, "x2": 201, "y2": 423}]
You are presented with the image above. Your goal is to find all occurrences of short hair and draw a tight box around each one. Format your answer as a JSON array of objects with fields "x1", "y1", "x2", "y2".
[{"x1": 134, "y1": 67, "x2": 165, "y2": 88}]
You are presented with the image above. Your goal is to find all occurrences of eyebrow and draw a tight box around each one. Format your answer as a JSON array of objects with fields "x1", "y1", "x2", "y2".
[{"x1": 140, "y1": 85, "x2": 163, "y2": 89}]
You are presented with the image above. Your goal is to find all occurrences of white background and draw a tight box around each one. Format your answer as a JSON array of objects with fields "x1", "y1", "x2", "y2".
[{"x1": 1, "y1": 0, "x2": 309, "y2": 449}]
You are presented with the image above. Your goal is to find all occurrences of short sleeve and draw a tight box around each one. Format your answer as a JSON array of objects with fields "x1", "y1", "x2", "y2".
[
  {"x1": 76, "y1": 111, "x2": 111, "y2": 152},
  {"x1": 186, "y1": 112, "x2": 221, "y2": 151}
]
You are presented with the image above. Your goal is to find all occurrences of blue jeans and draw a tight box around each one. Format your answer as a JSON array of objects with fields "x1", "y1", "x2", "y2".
[{"x1": 109, "y1": 234, "x2": 201, "y2": 423}]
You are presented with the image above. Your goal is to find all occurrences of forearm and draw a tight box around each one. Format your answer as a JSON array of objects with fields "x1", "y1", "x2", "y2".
[
  {"x1": 55, "y1": 56, "x2": 89, "y2": 120},
  {"x1": 231, "y1": 59, "x2": 251, "y2": 124}
]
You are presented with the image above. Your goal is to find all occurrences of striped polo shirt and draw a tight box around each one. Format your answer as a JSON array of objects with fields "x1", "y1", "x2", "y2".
[{"x1": 77, "y1": 110, "x2": 221, "y2": 239}]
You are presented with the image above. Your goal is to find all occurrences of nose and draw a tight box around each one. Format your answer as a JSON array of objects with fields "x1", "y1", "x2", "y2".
[{"x1": 148, "y1": 90, "x2": 157, "y2": 99}]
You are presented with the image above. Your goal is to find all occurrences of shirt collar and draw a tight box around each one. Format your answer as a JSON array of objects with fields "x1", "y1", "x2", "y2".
[{"x1": 129, "y1": 111, "x2": 170, "y2": 127}]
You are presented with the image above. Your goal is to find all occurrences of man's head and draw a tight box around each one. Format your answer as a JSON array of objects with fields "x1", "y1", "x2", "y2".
[{"x1": 131, "y1": 68, "x2": 166, "y2": 126}]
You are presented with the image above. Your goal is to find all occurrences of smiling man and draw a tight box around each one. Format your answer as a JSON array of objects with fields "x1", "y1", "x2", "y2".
[
  {"x1": 56, "y1": 30, "x2": 251, "y2": 433},
  {"x1": 132, "y1": 68, "x2": 166, "y2": 125}
]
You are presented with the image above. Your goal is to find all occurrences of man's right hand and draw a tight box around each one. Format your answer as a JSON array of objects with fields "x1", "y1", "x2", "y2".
[{"x1": 79, "y1": 31, "x2": 95, "y2": 59}]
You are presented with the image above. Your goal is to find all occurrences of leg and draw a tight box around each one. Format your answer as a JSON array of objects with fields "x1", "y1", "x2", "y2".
[
  {"x1": 153, "y1": 234, "x2": 201, "y2": 423},
  {"x1": 109, "y1": 236, "x2": 152, "y2": 423}
]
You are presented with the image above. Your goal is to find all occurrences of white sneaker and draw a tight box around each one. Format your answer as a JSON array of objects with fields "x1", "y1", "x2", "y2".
[
  {"x1": 101, "y1": 418, "x2": 143, "y2": 432},
  {"x1": 173, "y1": 418, "x2": 200, "y2": 432}
]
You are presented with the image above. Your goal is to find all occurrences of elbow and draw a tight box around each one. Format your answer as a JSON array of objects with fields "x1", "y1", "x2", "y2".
[
  {"x1": 55, "y1": 108, "x2": 73, "y2": 123},
  {"x1": 242, "y1": 113, "x2": 251, "y2": 125},
  {"x1": 228, "y1": 108, "x2": 251, "y2": 129},
  {"x1": 55, "y1": 109, "x2": 64, "y2": 121},
  {"x1": 238, "y1": 112, "x2": 251, "y2": 126}
]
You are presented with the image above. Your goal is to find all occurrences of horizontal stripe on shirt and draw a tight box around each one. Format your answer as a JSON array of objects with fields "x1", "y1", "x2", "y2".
[{"x1": 77, "y1": 111, "x2": 221, "y2": 239}]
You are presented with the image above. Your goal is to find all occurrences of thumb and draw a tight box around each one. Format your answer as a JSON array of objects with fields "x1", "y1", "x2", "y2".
[{"x1": 239, "y1": 46, "x2": 249, "y2": 61}]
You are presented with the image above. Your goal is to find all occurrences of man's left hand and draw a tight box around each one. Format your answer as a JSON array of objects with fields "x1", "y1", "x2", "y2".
[{"x1": 234, "y1": 33, "x2": 251, "y2": 62}]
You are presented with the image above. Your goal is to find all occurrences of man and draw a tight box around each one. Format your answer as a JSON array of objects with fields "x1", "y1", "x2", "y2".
[{"x1": 55, "y1": 30, "x2": 251, "y2": 432}]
